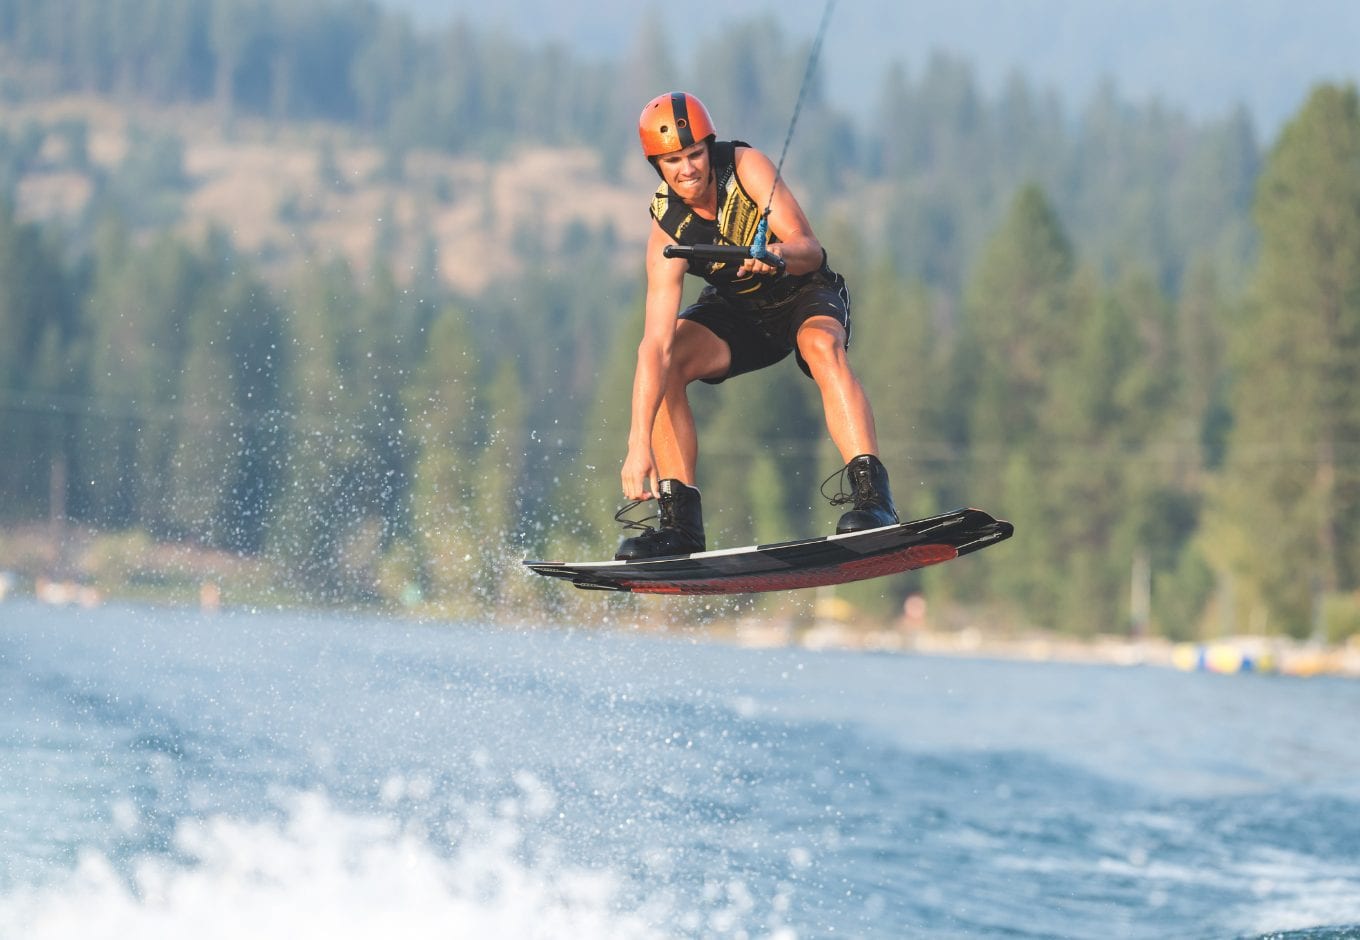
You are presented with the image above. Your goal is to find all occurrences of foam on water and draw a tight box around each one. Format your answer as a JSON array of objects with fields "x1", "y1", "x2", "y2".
[
  {"x1": 0, "y1": 790, "x2": 684, "y2": 940},
  {"x1": 1233, "y1": 848, "x2": 1360, "y2": 938}
]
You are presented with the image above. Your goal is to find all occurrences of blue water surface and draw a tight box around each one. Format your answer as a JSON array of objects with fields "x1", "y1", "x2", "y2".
[{"x1": 1, "y1": 598, "x2": 1358, "y2": 939}]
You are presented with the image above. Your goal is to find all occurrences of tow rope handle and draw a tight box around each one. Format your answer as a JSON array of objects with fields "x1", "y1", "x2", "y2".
[{"x1": 662, "y1": 213, "x2": 785, "y2": 275}]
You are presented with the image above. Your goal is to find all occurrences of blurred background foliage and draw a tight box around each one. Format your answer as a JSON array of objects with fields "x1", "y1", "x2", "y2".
[{"x1": 1, "y1": 0, "x2": 1357, "y2": 641}]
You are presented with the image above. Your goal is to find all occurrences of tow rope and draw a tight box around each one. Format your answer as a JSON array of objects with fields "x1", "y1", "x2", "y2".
[{"x1": 752, "y1": 0, "x2": 839, "y2": 260}]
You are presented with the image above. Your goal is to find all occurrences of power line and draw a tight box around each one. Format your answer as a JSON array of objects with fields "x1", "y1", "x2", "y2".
[{"x1": 9, "y1": 389, "x2": 1360, "y2": 466}]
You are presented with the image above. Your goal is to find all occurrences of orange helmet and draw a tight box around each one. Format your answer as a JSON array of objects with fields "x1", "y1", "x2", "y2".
[{"x1": 638, "y1": 92, "x2": 717, "y2": 158}]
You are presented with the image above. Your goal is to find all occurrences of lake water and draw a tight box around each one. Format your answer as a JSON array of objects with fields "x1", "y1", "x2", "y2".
[{"x1": 1, "y1": 598, "x2": 1359, "y2": 939}]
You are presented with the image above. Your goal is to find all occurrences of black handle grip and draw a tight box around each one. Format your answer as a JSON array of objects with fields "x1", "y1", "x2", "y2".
[
  {"x1": 662, "y1": 244, "x2": 751, "y2": 262},
  {"x1": 663, "y1": 243, "x2": 786, "y2": 274}
]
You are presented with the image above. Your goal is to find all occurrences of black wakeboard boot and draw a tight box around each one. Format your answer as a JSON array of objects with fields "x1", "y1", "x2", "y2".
[
  {"x1": 834, "y1": 454, "x2": 900, "y2": 534},
  {"x1": 615, "y1": 479, "x2": 707, "y2": 560}
]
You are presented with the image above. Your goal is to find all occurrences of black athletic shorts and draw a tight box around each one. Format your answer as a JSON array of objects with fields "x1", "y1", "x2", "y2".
[{"x1": 679, "y1": 270, "x2": 852, "y2": 384}]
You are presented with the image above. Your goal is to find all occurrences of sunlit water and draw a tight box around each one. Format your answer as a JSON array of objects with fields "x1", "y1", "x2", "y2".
[{"x1": 1, "y1": 598, "x2": 1359, "y2": 939}]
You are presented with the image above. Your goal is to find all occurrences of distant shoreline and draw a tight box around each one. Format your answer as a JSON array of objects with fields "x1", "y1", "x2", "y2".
[
  {"x1": 672, "y1": 618, "x2": 1360, "y2": 680},
  {"x1": 6, "y1": 523, "x2": 1358, "y2": 680}
]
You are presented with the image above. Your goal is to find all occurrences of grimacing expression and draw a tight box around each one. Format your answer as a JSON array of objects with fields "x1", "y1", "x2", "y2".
[{"x1": 657, "y1": 140, "x2": 712, "y2": 202}]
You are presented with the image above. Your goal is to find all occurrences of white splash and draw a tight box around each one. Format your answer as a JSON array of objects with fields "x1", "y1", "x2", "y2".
[{"x1": 0, "y1": 791, "x2": 670, "y2": 940}]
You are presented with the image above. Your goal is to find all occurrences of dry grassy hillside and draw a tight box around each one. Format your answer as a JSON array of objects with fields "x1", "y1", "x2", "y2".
[{"x1": 9, "y1": 97, "x2": 650, "y2": 293}]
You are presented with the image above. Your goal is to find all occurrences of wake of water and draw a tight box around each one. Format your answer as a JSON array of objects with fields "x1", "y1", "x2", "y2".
[{"x1": 2, "y1": 600, "x2": 1359, "y2": 939}]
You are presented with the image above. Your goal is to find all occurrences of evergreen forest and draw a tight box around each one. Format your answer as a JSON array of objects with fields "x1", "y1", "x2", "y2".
[{"x1": 1, "y1": 0, "x2": 1358, "y2": 641}]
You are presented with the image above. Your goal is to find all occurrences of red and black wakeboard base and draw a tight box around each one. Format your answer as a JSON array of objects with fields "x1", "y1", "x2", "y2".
[{"x1": 523, "y1": 507, "x2": 1013, "y2": 596}]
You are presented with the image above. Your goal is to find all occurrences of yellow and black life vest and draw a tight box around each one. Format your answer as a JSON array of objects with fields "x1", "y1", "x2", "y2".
[{"x1": 649, "y1": 140, "x2": 824, "y2": 304}]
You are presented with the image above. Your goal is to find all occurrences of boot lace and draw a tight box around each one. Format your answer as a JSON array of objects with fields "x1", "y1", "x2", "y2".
[
  {"x1": 614, "y1": 499, "x2": 657, "y2": 535},
  {"x1": 819, "y1": 461, "x2": 864, "y2": 508}
]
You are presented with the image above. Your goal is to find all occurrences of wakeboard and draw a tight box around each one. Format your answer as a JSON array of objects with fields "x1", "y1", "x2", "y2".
[{"x1": 523, "y1": 507, "x2": 1013, "y2": 595}]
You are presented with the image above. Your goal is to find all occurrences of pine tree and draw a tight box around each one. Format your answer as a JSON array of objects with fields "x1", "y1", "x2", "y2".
[
  {"x1": 266, "y1": 257, "x2": 365, "y2": 598},
  {"x1": 82, "y1": 221, "x2": 200, "y2": 531},
  {"x1": 955, "y1": 185, "x2": 1076, "y2": 627},
  {"x1": 474, "y1": 360, "x2": 528, "y2": 613},
  {"x1": 1205, "y1": 84, "x2": 1360, "y2": 638},
  {"x1": 963, "y1": 184, "x2": 1076, "y2": 483},
  {"x1": 558, "y1": 298, "x2": 645, "y2": 561},
  {"x1": 165, "y1": 288, "x2": 237, "y2": 543},
  {"x1": 160, "y1": 234, "x2": 282, "y2": 552},
  {"x1": 0, "y1": 198, "x2": 78, "y2": 523},
  {"x1": 403, "y1": 300, "x2": 485, "y2": 613}
]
